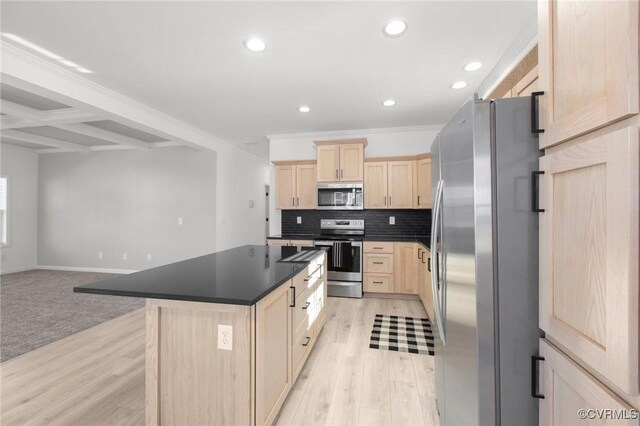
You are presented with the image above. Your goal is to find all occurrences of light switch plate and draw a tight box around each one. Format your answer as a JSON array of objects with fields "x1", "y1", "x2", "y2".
[
  {"x1": 218, "y1": 324, "x2": 233, "y2": 351},
  {"x1": 389, "y1": 216, "x2": 395, "y2": 225}
]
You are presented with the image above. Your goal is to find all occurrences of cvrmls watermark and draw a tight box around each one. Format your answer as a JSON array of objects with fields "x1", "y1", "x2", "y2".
[{"x1": 577, "y1": 409, "x2": 639, "y2": 420}]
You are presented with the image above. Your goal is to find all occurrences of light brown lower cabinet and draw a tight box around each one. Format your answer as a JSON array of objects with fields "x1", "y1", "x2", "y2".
[
  {"x1": 417, "y1": 245, "x2": 434, "y2": 322},
  {"x1": 539, "y1": 339, "x2": 638, "y2": 425},
  {"x1": 394, "y1": 242, "x2": 419, "y2": 294},
  {"x1": 267, "y1": 239, "x2": 313, "y2": 247},
  {"x1": 539, "y1": 125, "x2": 639, "y2": 395},
  {"x1": 146, "y1": 254, "x2": 327, "y2": 426}
]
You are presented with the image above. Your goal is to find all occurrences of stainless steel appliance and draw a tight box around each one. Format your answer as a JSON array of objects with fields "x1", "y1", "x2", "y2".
[
  {"x1": 430, "y1": 96, "x2": 540, "y2": 425},
  {"x1": 316, "y1": 183, "x2": 363, "y2": 210},
  {"x1": 313, "y1": 219, "x2": 363, "y2": 298}
]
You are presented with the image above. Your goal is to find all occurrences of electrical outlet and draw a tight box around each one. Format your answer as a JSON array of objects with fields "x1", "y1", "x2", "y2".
[
  {"x1": 297, "y1": 216, "x2": 302, "y2": 224},
  {"x1": 389, "y1": 216, "x2": 395, "y2": 225},
  {"x1": 147, "y1": 253, "x2": 152, "y2": 261},
  {"x1": 249, "y1": 200, "x2": 255, "y2": 208},
  {"x1": 98, "y1": 251, "x2": 103, "y2": 259},
  {"x1": 178, "y1": 217, "x2": 183, "y2": 225},
  {"x1": 218, "y1": 324, "x2": 233, "y2": 351},
  {"x1": 122, "y1": 253, "x2": 127, "y2": 260}
]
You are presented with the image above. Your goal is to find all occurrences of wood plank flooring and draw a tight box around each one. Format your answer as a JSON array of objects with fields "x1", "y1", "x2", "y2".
[{"x1": 1, "y1": 296, "x2": 438, "y2": 425}]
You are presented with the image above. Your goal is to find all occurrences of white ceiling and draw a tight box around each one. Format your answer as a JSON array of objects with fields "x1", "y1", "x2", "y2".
[{"x1": 1, "y1": 1, "x2": 536, "y2": 148}]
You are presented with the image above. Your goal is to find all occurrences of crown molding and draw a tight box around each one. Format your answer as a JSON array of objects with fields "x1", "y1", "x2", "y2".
[
  {"x1": 266, "y1": 124, "x2": 443, "y2": 141},
  {"x1": 476, "y1": 16, "x2": 538, "y2": 99}
]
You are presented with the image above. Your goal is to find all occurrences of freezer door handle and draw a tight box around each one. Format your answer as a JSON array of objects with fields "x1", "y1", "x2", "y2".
[
  {"x1": 531, "y1": 355, "x2": 546, "y2": 399},
  {"x1": 430, "y1": 179, "x2": 446, "y2": 345}
]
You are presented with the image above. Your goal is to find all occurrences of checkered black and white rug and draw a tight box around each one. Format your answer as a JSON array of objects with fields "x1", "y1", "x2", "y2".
[{"x1": 369, "y1": 314, "x2": 434, "y2": 356}]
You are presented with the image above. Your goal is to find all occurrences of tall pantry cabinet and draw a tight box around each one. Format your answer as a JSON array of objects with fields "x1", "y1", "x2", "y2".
[{"x1": 535, "y1": 0, "x2": 640, "y2": 421}]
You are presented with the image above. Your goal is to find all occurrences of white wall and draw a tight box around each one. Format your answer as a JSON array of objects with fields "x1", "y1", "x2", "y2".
[
  {"x1": 267, "y1": 126, "x2": 441, "y2": 235},
  {"x1": 0, "y1": 145, "x2": 38, "y2": 274},
  {"x1": 37, "y1": 147, "x2": 218, "y2": 271},
  {"x1": 214, "y1": 144, "x2": 271, "y2": 251}
]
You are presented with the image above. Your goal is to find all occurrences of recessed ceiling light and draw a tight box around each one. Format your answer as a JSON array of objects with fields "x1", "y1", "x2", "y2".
[
  {"x1": 2, "y1": 33, "x2": 62, "y2": 60},
  {"x1": 298, "y1": 106, "x2": 311, "y2": 113},
  {"x1": 59, "y1": 59, "x2": 80, "y2": 68},
  {"x1": 383, "y1": 20, "x2": 407, "y2": 37},
  {"x1": 382, "y1": 99, "x2": 396, "y2": 107},
  {"x1": 244, "y1": 37, "x2": 266, "y2": 53},
  {"x1": 451, "y1": 81, "x2": 468, "y2": 89},
  {"x1": 464, "y1": 62, "x2": 483, "y2": 72}
]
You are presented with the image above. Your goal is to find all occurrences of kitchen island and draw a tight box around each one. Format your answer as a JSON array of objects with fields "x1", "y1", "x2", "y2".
[{"x1": 74, "y1": 245, "x2": 327, "y2": 426}]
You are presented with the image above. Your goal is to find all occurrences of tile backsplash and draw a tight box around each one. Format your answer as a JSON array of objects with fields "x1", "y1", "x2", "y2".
[{"x1": 281, "y1": 209, "x2": 431, "y2": 237}]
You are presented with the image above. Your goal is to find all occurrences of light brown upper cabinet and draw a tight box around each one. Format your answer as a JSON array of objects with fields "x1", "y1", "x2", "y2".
[
  {"x1": 513, "y1": 65, "x2": 538, "y2": 98},
  {"x1": 539, "y1": 125, "x2": 639, "y2": 395},
  {"x1": 415, "y1": 157, "x2": 432, "y2": 209},
  {"x1": 364, "y1": 160, "x2": 414, "y2": 209},
  {"x1": 364, "y1": 162, "x2": 388, "y2": 208},
  {"x1": 273, "y1": 161, "x2": 317, "y2": 210},
  {"x1": 388, "y1": 161, "x2": 414, "y2": 209},
  {"x1": 537, "y1": 0, "x2": 639, "y2": 148},
  {"x1": 315, "y1": 139, "x2": 366, "y2": 182}
]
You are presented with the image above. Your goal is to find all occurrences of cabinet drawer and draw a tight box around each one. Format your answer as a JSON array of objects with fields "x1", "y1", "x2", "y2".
[
  {"x1": 539, "y1": 339, "x2": 637, "y2": 425},
  {"x1": 364, "y1": 254, "x2": 394, "y2": 273},
  {"x1": 292, "y1": 286, "x2": 315, "y2": 333},
  {"x1": 290, "y1": 266, "x2": 320, "y2": 298},
  {"x1": 363, "y1": 273, "x2": 393, "y2": 293},
  {"x1": 289, "y1": 239, "x2": 314, "y2": 248},
  {"x1": 292, "y1": 327, "x2": 314, "y2": 379},
  {"x1": 364, "y1": 241, "x2": 394, "y2": 254}
]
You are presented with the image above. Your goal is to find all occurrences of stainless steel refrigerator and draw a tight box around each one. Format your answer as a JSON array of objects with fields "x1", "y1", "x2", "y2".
[{"x1": 430, "y1": 96, "x2": 540, "y2": 425}]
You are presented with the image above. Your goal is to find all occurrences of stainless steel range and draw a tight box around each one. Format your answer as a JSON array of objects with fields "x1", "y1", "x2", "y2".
[{"x1": 313, "y1": 219, "x2": 364, "y2": 298}]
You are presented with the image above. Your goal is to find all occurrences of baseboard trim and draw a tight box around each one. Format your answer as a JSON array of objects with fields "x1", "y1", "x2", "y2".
[
  {"x1": 1, "y1": 266, "x2": 38, "y2": 275},
  {"x1": 36, "y1": 265, "x2": 139, "y2": 274}
]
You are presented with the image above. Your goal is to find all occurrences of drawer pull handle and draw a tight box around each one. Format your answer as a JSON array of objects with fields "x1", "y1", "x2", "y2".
[
  {"x1": 531, "y1": 91, "x2": 545, "y2": 134},
  {"x1": 302, "y1": 337, "x2": 311, "y2": 347},
  {"x1": 290, "y1": 286, "x2": 296, "y2": 308},
  {"x1": 531, "y1": 171, "x2": 545, "y2": 213},
  {"x1": 373, "y1": 247, "x2": 383, "y2": 249},
  {"x1": 373, "y1": 261, "x2": 384, "y2": 265},
  {"x1": 302, "y1": 302, "x2": 311, "y2": 310},
  {"x1": 373, "y1": 281, "x2": 384, "y2": 284},
  {"x1": 531, "y1": 355, "x2": 545, "y2": 399}
]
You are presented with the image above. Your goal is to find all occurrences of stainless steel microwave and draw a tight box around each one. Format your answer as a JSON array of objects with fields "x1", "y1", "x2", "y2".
[{"x1": 317, "y1": 183, "x2": 363, "y2": 210}]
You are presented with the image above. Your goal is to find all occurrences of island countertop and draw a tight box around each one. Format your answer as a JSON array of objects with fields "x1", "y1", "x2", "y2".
[{"x1": 73, "y1": 245, "x2": 325, "y2": 305}]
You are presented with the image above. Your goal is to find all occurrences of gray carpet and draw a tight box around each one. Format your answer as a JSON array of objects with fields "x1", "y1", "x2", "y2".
[{"x1": 1, "y1": 269, "x2": 144, "y2": 362}]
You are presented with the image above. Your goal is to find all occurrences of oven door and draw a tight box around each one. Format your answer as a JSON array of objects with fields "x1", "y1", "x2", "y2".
[
  {"x1": 317, "y1": 184, "x2": 363, "y2": 210},
  {"x1": 313, "y1": 240, "x2": 362, "y2": 281}
]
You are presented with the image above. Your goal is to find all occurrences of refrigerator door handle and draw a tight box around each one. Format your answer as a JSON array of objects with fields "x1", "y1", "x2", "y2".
[{"x1": 430, "y1": 179, "x2": 446, "y2": 345}]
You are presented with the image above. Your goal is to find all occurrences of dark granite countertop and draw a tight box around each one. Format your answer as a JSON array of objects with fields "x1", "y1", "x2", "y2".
[
  {"x1": 364, "y1": 235, "x2": 431, "y2": 248},
  {"x1": 73, "y1": 245, "x2": 324, "y2": 306},
  {"x1": 268, "y1": 234, "x2": 318, "y2": 240}
]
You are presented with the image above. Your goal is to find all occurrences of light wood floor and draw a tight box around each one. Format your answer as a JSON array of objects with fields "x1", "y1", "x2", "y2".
[{"x1": 1, "y1": 297, "x2": 438, "y2": 425}]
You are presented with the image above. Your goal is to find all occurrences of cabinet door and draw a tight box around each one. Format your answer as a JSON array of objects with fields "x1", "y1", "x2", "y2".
[
  {"x1": 423, "y1": 249, "x2": 434, "y2": 323},
  {"x1": 364, "y1": 162, "x2": 388, "y2": 208},
  {"x1": 316, "y1": 145, "x2": 341, "y2": 182},
  {"x1": 339, "y1": 143, "x2": 364, "y2": 181},
  {"x1": 394, "y1": 243, "x2": 419, "y2": 294},
  {"x1": 514, "y1": 65, "x2": 539, "y2": 98},
  {"x1": 539, "y1": 339, "x2": 637, "y2": 426},
  {"x1": 416, "y1": 158, "x2": 432, "y2": 209},
  {"x1": 388, "y1": 161, "x2": 414, "y2": 208},
  {"x1": 256, "y1": 283, "x2": 292, "y2": 426},
  {"x1": 539, "y1": 126, "x2": 639, "y2": 395},
  {"x1": 267, "y1": 239, "x2": 290, "y2": 246},
  {"x1": 538, "y1": 0, "x2": 639, "y2": 148},
  {"x1": 275, "y1": 165, "x2": 296, "y2": 210},
  {"x1": 295, "y1": 164, "x2": 317, "y2": 209},
  {"x1": 417, "y1": 247, "x2": 425, "y2": 302}
]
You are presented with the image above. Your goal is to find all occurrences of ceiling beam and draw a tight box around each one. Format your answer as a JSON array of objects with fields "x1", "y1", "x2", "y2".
[
  {"x1": 0, "y1": 100, "x2": 44, "y2": 120},
  {"x1": 55, "y1": 123, "x2": 152, "y2": 149},
  {"x1": 2, "y1": 129, "x2": 90, "y2": 152},
  {"x1": 0, "y1": 108, "x2": 98, "y2": 129}
]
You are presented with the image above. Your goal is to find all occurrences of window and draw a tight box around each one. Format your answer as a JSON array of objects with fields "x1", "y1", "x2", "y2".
[{"x1": 0, "y1": 177, "x2": 7, "y2": 246}]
